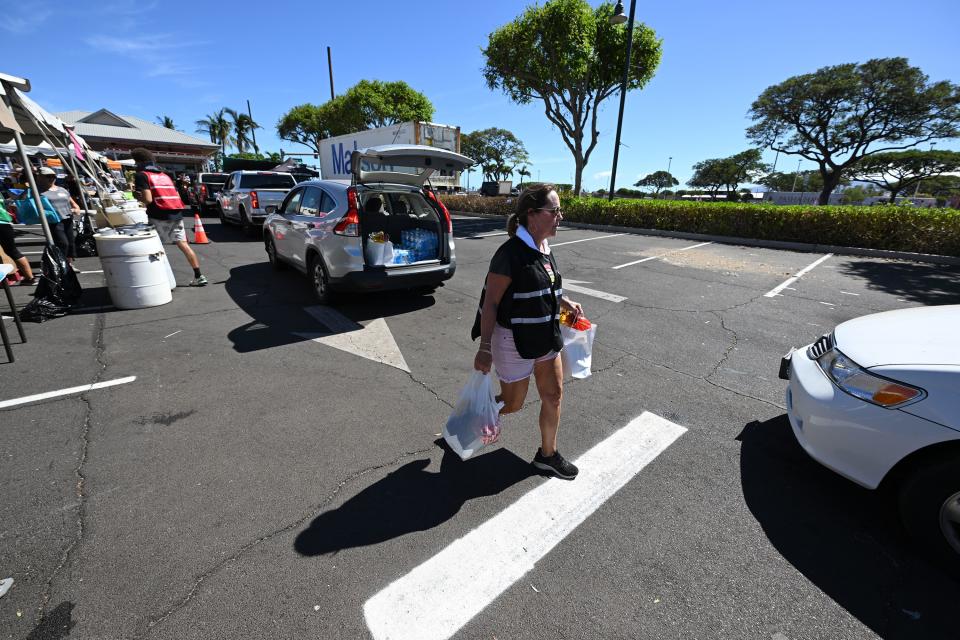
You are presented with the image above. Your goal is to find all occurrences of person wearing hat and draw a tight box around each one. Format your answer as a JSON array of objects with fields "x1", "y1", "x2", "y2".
[
  {"x1": 40, "y1": 168, "x2": 82, "y2": 263},
  {"x1": 15, "y1": 167, "x2": 74, "y2": 261}
]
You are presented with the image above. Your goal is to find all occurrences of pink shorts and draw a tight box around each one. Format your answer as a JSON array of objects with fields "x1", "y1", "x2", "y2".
[{"x1": 492, "y1": 323, "x2": 559, "y2": 383}]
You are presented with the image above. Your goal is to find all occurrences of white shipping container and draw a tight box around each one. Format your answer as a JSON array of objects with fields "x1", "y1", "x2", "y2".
[{"x1": 319, "y1": 121, "x2": 462, "y2": 190}]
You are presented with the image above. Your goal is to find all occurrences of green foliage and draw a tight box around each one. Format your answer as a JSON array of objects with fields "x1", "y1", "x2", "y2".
[
  {"x1": 439, "y1": 195, "x2": 516, "y2": 217},
  {"x1": 557, "y1": 197, "x2": 960, "y2": 255},
  {"x1": 227, "y1": 152, "x2": 265, "y2": 160},
  {"x1": 156, "y1": 115, "x2": 176, "y2": 130},
  {"x1": 277, "y1": 81, "x2": 433, "y2": 154},
  {"x1": 340, "y1": 80, "x2": 434, "y2": 129},
  {"x1": 748, "y1": 57, "x2": 960, "y2": 204},
  {"x1": 920, "y1": 175, "x2": 960, "y2": 198},
  {"x1": 758, "y1": 170, "x2": 842, "y2": 192},
  {"x1": 195, "y1": 109, "x2": 233, "y2": 155},
  {"x1": 688, "y1": 149, "x2": 765, "y2": 195},
  {"x1": 225, "y1": 109, "x2": 260, "y2": 155},
  {"x1": 482, "y1": 0, "x2": 661, "y2": 194},
  {"x1": 461, "y1": 128, "x2": 530, "y2": 181},
  {"x1": 848, "y1": 149, "x2": 960, "y2": 202},
  {"x1": 840, "y1": 186, "x2": 870, "y2": 204},
  {"x1": 634, "y1": 170, "x2": 678, "y2": 195}
]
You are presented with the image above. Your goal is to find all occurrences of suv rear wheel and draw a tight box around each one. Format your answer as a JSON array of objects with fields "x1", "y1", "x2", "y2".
[{"x1": 309, "y1": 254, "x2": 333, "y2": 304}]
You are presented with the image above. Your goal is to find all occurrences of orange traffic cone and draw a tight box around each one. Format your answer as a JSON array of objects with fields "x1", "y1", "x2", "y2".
[{"x1": 192, "y1": 213, "x2": 210, "y2": 244}]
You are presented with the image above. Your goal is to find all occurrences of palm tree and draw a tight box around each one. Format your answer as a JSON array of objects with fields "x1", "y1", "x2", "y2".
[
  {"x1": 195, "y1": 109, "x2": 233, "y2": 155},
  {"x1": 517, "y1": 165, "x2": 531, "y2": 187},
  {"x1": 156, "y1": 115, "x2": 176, "y2": 130},
  {"x1": 225, "y1": 108, "x2": 261, "y2": 155}
]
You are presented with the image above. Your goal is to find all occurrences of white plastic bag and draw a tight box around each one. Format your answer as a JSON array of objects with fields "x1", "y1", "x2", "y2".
[
  {"x1": 561, "y1": 324, "x2": 596, "y2": 379},
  {"x1": 364, "y1": 240, "x2": 394, "y2": 266},
  {"x1": 443, "y1": 371, "x2": 504, "y2": 460}
]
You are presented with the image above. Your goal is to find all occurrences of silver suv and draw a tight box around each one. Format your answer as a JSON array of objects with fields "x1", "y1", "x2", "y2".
[{"x1": 263, "y1": 145, "x2": 473, "y2": 302}]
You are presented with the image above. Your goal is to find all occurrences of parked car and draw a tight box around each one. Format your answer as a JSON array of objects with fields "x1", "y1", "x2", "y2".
[
  {"x1": 779, "y1": 305, "x2": 960, "y2": 569},
  {"x1": 218, "y1": 171, "x2": 297, "y2": 233},
  {"x1": 194, "y1": 172, "x2": 228, "y2": 214},
  {"x1": 263, "y1": 145, "x2": 473, "y2": 303}
]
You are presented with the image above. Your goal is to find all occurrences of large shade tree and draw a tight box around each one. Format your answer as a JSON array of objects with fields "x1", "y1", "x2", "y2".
[
  {"x1": 747, "y1": 57, "x2": 960, "y2": 205},
  {"x1": 634, "y1": 170, "x2": 678, "y2": 196},
  {"x1": 339, "y1": 80, "x2": 434, "y2": 130},
  {"x1": 846, "y1": 149, "x2": 960, "y2": 202},
  {"x1": 687, "y1": 150, "x2": 765, "y2": 197},
  {"x1": 483, "y1": 0, "x2": 661, "y2": 195},
  {"x1": 461, "y1": 128, "x2": 530, "y2": 181}
]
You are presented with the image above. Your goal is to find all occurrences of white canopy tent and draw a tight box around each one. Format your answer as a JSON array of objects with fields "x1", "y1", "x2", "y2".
[{"x1": 0, "y1": 73, "x2": 114, "y2": 242}]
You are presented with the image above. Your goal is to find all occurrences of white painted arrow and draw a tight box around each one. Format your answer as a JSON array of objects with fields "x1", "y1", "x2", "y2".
[
  {"x1": 295, "y1": 306, "x2": 410, "y2": 373},
  {"x1": 563, "y1": 279, "x2": 627, "y2": 303}
]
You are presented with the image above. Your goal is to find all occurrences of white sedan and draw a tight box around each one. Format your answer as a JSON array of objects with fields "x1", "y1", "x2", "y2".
[{"x1": 780, "y1": 304, "x2": 960, "y2": 567}]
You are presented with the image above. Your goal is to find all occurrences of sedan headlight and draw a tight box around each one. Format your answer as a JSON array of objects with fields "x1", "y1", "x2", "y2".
[{"x1": 817, "y1": 349, "x2": 926, "y2": 408}]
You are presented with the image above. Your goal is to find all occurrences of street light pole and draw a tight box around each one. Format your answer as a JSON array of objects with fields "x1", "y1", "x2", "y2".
[
  {"x1": 667, "y1": 156, "x2": 672, "y2": 174},
  {"x1": 607, "y1": 0, "x2": 637, "y2": 202}
]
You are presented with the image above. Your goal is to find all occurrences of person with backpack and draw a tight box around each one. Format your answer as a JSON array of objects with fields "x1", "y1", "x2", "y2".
[{"x1": 131, "y1": 148, "x2": 207, "y2": 287}]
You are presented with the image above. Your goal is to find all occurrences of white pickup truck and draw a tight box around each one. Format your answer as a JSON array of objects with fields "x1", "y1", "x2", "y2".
[{"x1": 217, "y1": 171, "x2": 298, "y2": 233}]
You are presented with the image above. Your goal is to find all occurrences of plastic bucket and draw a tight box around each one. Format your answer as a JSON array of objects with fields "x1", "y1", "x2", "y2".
[
  {"x1": 94, "y1": 227, "x2": 173, "y2": 309},
  {"x1": 96, "y1": 207, "x2": 149, "y2": 228}
]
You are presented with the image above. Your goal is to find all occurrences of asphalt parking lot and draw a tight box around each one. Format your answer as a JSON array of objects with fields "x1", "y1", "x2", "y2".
[{"x1": 2, "y1": 213, "x2": 960, "y2": 639}]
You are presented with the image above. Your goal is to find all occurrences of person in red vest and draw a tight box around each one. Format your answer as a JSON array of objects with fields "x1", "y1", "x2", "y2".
[{"x1": 131, "y1": 148, "x2": 207, "y2": 286}]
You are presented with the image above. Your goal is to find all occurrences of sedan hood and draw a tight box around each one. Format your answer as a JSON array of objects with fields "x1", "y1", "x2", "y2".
[{"x1": 834, "y1": 305, "x2": 960, "y2": 368}]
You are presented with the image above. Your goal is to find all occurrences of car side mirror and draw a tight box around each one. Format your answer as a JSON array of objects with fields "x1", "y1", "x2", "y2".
[{"x1": 265, "y1": 205, "x2": 278, "y2": 214}]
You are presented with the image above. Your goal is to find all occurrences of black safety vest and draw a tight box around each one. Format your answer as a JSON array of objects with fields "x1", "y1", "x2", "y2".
[{"x1": 472, "y1": 236, "x2": 563, "y2": 359}]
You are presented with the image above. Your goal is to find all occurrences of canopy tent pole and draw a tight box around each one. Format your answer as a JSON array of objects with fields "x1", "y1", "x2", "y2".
[{"x1": 12, "y1": 129, "x2": 54, "y2": 246}]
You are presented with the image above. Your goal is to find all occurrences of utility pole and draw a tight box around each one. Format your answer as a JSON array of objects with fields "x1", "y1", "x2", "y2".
[
  {"x1": 667, "y1": 156, "x2": 672, "y2": 174},
  {"x1": 327, "y1": 47, "x2": 335, "y2": 101},
  {"x1": 608, "y1": 0, "x2": 637, "y2": 201},
  {"x1": 246, "y1": 99, "x2": 258, "y2": 153}
]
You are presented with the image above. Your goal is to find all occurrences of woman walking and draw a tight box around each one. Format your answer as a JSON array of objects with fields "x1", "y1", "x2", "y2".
[{"x1": 471, "y1": 184, "x2": 583, "y2": 479}]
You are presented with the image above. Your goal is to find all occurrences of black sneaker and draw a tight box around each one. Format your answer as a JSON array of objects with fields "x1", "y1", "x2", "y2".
[{"x1": 532, "y1": 448, "x2": 579, "y2": 480}]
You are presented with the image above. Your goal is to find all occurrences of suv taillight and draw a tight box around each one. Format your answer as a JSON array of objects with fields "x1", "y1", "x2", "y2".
[
  {"x1": 250, "y1": 191, "x2": 259, "y2": 209},
  {"x1": 199, "y1": 184, "x2": 207, "y2": 199},
  {"x1": 334, "y1": 187, "x2": 360, "y2": 236},
  {"x1": 424, "y1": 189, "x2": 452, "y2": 233}
]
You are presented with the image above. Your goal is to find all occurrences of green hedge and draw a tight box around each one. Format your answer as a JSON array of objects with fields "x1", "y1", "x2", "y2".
[
  {"x1": 441, "y1": 195, "x2": 516, "y2": 216},
  {"x1": 443, "y1": 194, "x2": 960, "y2": 256}
]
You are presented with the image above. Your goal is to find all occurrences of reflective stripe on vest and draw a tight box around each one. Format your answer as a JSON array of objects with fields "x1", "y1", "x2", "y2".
[{"x1": 144, "y1": 171, "x2": 184, "y2": 210}]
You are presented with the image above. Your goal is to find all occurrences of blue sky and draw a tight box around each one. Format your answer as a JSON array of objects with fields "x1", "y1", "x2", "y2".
[{"x1": 5, "y1": 0, "x2": 959, "y2": 191}]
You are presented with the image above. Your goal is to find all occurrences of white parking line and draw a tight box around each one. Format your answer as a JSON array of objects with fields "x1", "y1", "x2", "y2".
[
  {"x1": 0, "y1": 376, "x2": 137, "y2": 410},
  {"x1": 611, "y1": 241, "x2": 713, "y2": 270},
  {"x1": 363, "y1": 411, "x2": 687, "y2": 640},
  {"x1": 563, "y1": 279, "x2": 627, "y2": 303},
  {"x1": 763, "y1": 254, "x2": 833, "y2": 298},
  {"x1": 551, "y1": 233, "x2": 627, "y2": 247}
]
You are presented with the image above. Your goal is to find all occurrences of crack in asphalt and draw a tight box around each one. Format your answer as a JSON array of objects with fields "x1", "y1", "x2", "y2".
[
  {"x1": 35, "y1": 311, "x2": 107, "y2": 624},
  {"x1": 137, "y1": 446, "x2": 434, "y2": 639}
]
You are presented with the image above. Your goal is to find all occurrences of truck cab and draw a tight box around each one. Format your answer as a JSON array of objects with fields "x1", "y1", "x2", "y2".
[{"x1": 217, "y1": 171, "x2": 297, "y2": 233}]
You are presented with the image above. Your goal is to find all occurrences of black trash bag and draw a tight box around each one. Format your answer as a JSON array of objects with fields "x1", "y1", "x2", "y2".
[
  {"x1": 75, "y1": 213, "x2": 98, "y2": 258},
  {"x1": 20, "y1": 244, "x2": 84, "y2": 323}
]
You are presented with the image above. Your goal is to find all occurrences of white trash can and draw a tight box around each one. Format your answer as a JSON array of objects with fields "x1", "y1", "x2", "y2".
[{"x1": 94, "y1": 227, "x2": 173, "y2": 309}]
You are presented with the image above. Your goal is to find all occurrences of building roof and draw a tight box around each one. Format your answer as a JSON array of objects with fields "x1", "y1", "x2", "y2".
[{"x1": 55, "y1": 109, "x2": 219, "y2": 150}]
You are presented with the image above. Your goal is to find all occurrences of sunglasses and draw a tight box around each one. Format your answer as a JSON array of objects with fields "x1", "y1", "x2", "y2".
[{"x1": 536, "y1": 206, "x2": 563, "y2": 216}]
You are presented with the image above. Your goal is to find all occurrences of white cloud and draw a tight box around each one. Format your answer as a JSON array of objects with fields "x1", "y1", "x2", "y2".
[
  {"x1": 1, "y1": 6, "x2": 52, "y2": 34},
  {"x1": 85, "y1": 33, "x2": 209, "y2": 89},
  {"x1": 593, "y1": 170, "x2": 612, "y2": 180}
]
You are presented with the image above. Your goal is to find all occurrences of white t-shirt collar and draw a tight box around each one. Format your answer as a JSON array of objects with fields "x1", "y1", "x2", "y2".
[{"x1": 517, "y1": 224, "x2": 551, "y2": 255}]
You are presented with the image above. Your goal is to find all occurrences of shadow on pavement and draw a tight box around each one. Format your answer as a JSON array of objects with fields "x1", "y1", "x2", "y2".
[
  {"x1": 738, "y1": 416, "x2": 960, "y2": 639},
  {"x1": 839, "y1": 260, "x2": 960, "y2": 305},
  {"x1": 25, "y1": 602, "x2": 74, "y2": 639},
  {"x1": 224, "y1": 263, "x2": 436, "y2": 353},
  {"x1": 294, "y1": 439, "x2": 533, "y2": 556},
  {"x1": 201, "y1": 216, "x2": 262, "y2": 243}
]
